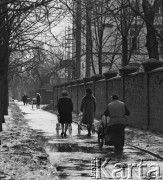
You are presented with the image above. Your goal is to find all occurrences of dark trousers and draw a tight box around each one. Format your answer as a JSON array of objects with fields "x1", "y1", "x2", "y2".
[{"x1": 108, "y1": 124, "x2": 125, "y2": 150}]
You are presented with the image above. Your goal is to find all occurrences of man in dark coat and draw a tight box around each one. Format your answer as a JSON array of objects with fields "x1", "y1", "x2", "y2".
[
  {"x1": 80, "y1": 88, "x2": 96, "y2": 136},
  {"x1": 57, "y1": 90, "x2": 73, "y2": 137},
  {"x1": 104, "y1": 94, "x2": 130, "y2": 153}
]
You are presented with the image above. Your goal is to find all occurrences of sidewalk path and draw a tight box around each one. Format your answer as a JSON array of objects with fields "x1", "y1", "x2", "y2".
[
  {"x1": 1, "y1": 101, "x2": 163, "y2": 180},
  {"x1": 19, "y1": 101, "x2": 163, "y2": 180}
]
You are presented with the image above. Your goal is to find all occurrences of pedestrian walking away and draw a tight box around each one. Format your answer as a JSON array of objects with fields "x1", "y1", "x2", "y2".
[
  {"x1": 22, "y1": 93, "x2": 27, "y2": 105},
  {"x1": 80, "y1": 88, "x2": 96, "y2": 137},
  {"x1": 36, "y1": 93, "x2": 41, "y2": 109},
  {"x1": 57, "y1": 90, "x2": 73, "y2": 137},
  {"x1": 104, "y1": 94, "x2": 130, "y2": 153}
]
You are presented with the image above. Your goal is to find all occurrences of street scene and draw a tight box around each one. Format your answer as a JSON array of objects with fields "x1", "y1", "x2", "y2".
[
  {"x1": 1, "y1": 100, "x2": 163, "y2": 180},
  {"x1": 0, "y1": 1, "x2": 163, "y2": 180}
]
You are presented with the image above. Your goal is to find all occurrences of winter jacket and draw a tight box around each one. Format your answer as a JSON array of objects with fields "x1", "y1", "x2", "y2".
[
  {"x1": 80, "y1": 94, "x2": 96, "y2": 125},
  {"x1": 104, "y1": 100, "x2": 130, "y2": 126}
]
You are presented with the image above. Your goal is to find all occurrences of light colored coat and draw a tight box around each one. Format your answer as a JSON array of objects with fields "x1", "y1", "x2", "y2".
[{"x1": 107, "y1": 100, "x2": 130, "y2": 126}]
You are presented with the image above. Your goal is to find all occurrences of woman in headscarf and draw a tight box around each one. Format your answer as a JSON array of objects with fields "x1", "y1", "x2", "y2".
[{"x1": 57, "y1": 90, "x2": 73, "y2": 137}]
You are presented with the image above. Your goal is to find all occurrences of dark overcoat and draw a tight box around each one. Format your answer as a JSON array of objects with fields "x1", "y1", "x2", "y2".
[
  {"x1": 22, "y1": 95, "x2": 27, "y2": 103},
  {"x1": 80, "y1": 94, "x2": 96, "y2": 125},
  {"x1": 57, "y1": 96, "x2": 73, "y2": 124},
  {"x1": 36, "y1": 94, "x2": 41, "y2": 105}
]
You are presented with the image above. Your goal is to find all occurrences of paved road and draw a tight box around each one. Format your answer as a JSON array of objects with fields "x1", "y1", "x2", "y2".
[{"x1": 17, "y1": 102, "x2": 163, "y2": 180}]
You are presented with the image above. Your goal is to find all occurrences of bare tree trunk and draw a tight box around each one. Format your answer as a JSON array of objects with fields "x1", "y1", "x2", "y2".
[
  {"x1": 0, "y1": 2, "x2": 10, "y2": 120},
  {"x1": 145, "y1": 19, "x2": 159, "y2": 59},
  {"x1": 75, "y1": 0, "x2": 81, "y2": 79},
  {"x1": 146, "y1": 25, "x2": 159, "y2": 59},
  {"x1": 4, "y1": 77, "x2": 9, "y2": 115},
  {"x1": 121, "y1": 0, "x2": 129, "y2": 67},
  {"x1": 85, "y1": 0, "x2": 91, "y2": 77},
  {"x1": 122, "y1": 35, "x2": 128, "y2": 66},
  {"x1": 142, "y1": 0, "x2": 159, "y2": 60},
  {"x1": 90, "y1": 39, "x2": 96, "y2": 75},
  {"x1": 98, "y1": 46, "x2": 103, "y2": 74},
  {"x1": 0, "y1": 75, "x2": 3, "y2": 132}
]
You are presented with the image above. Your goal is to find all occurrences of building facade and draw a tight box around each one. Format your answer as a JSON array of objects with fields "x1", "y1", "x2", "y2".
[{"x1": 72, "y1": 0, "x2": 163, "y2": 78}]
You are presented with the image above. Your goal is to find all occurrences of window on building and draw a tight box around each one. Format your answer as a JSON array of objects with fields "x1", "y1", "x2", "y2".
[{"x1": 129, "y1": 28, "x2": 140, "y2": 52}]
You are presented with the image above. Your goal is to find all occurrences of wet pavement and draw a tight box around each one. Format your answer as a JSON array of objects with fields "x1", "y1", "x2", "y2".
[{"x1": 17, "y1": 102, "x2": 163, "y2": 180}]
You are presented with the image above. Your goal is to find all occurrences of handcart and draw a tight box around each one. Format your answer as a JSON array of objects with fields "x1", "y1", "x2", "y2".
[
  {"x1": 32, "y1": 98, "x2": 37, "y2": 109},
  {"x1": 97, "y1": 115, "x2": 113, "y2": 148},
  {"x1": 56, "y1": 114, "x2": 72, "y2": 135},
  {"x1": 77, "y1": 113, "x2": 95, "y2": 135}
]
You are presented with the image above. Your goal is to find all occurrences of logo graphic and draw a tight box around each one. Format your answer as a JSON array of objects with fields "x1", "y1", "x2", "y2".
[
  {"x1": 91, "y1": 158, "x2": 111, "y2": 178},
  {"x1": 91, "y1": 158, "x2": 162, "y2": 179}
]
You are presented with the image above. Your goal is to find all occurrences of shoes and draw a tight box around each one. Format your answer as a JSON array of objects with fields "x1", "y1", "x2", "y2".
[{"x1": 61, "y1": 132, "x2": 67, "y2": 137}]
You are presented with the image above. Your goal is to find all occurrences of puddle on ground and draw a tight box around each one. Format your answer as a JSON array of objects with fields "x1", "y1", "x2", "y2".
[{"x1": 45, "y1": 142, "x2": 115, "y2": 154}]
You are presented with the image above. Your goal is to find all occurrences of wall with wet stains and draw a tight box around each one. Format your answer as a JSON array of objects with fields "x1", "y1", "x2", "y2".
[
  {"x1": 125, "y1": 73, "x2": 148, "y2": 129},
  {"x1": 94, "y1": 79, "x2": 106, "y2": 118},
  {"x1": 53, "y1": 67, "x2": 163, "y2": 133}
]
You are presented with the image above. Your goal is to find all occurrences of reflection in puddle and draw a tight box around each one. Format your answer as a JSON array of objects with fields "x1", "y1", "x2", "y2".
[{"x1": 46, "y1": 142, "x2": 114, "y2": 154}]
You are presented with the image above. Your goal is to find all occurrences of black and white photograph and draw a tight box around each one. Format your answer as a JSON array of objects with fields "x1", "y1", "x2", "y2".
[{"x1": 0, "y1": 0, "x2": 163, "y2": 179}]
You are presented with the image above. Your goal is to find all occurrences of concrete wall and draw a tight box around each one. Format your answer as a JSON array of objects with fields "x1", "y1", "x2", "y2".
[{"x1": 53, "y1": 67, "x2": 163, "y2": 133}]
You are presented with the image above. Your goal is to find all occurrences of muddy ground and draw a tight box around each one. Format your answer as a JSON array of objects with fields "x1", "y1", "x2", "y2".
[{"x1": 0, "y1": 102, "x2": 58, "y2": 180}]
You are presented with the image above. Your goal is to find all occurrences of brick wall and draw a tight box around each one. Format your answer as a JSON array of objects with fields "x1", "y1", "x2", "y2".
[
  {"x1": 71, "y1": 85, "x2": 78, "y2": 112},
  {"x1": 148, "y1": 69, "x2": 163, "y2": 132},
  {"x1": 53, "y1": 67, "x2": 163, "y2": 133},
  {"x1": 77, "y1": 83, "x2": 85, "y2": 113},
  {"x1": 125, "y1": 73, "x2": 148, "y2": 129},
  {"x1": 95, "y1": 79, "x2": 106, "y2": 118},
  {"x1": 53, "y1": 87, "x2": 58, "y2": 107},
  {"x1": 66, "y1": 86, "x2": 71, "y2": 98},
  {"x1": 107, "y1": 77, "x2": 123, "y2": 102}
]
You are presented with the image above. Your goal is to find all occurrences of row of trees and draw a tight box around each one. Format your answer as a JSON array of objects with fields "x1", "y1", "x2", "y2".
[
  {"x1": 0, "y1": 0, "x2": 163, "y2": 131},
  {"x1": 70, "y1": 0, "x2": 163, "y2": 76},
  {"x1": 0, "y1": 0, "x2": 71, "y2": 131}
]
